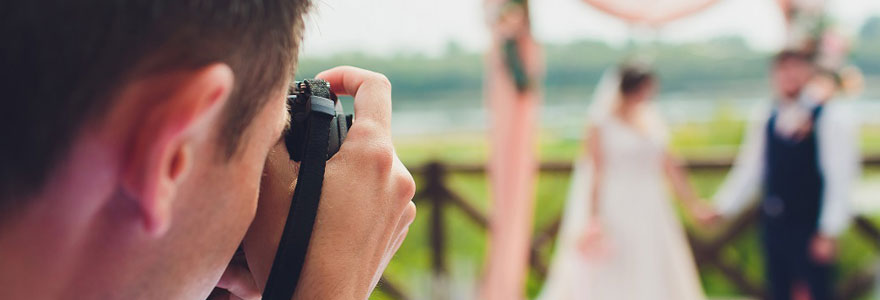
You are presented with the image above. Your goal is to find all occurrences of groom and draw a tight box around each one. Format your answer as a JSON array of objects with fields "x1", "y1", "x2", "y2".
[{"x1": 711, "y1": 50, "x2": 860, "y2": 300}]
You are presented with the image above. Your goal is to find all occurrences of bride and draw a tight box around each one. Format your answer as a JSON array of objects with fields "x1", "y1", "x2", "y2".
[{"x1": 539, "y1": 64, "x2": 712, "y2": 300}]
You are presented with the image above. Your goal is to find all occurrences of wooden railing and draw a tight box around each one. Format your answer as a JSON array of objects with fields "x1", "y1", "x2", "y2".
[{"x1": 377, "y1": 156, "x2": 880, "y2": 300}]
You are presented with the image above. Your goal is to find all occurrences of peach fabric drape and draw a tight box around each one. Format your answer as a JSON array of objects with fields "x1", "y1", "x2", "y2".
[
  {"x1": 583, "y1": 0, "x2": 721, "y2": 25},
  {"x1": 480, "y1": 0, "x2": 542, "y2": 300},
  {"x1": 481, "y1": 1, "x2": 543, "y2": 300}
]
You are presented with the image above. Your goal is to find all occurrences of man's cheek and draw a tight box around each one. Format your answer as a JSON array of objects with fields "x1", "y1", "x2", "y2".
[
  {"x1": 242, "y1": 144, "x2": 298, "y2": 289},
  {"x1": 222, "y1": 157, "x2": 264, "y2": 227}
]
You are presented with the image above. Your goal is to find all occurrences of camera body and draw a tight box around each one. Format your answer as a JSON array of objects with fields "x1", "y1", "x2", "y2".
[
  {"x1": 259, "y1": 78, "x2": 354, "y2": 300},
  {"x1": 286, "y1": 79, "x2": 352, "y2": 162}
]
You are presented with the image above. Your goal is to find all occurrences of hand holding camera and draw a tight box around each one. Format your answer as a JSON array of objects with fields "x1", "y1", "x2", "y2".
[{"x1": 242, "y1": 66, "x2": 416, "y2": 299}]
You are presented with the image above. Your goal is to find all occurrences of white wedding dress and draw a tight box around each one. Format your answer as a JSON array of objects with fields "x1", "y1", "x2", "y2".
[{"x1": 537, "y1": 116, "x2": 706, "y2": 300}]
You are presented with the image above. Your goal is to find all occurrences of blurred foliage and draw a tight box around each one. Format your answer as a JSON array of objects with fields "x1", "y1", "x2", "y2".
[
  {"x1": 855, "y1": 17, "x2": 880, "y2": 92},
  {"x1": 392, "y1": 122, "x2": 880, "y2": 166},
  {"x1": 861, "y1": 17, "x2": 880, "y2": 42},
  {"x1": 298, "y1": 29, "x2": 880, "y2": 110}
]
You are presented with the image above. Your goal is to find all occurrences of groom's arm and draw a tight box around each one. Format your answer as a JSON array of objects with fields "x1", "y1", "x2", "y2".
[
  {"x1": 817, "y1": 104, "x2": 860, "y2": 237},
  {"x1": 714, "y1": 108, "x2": 769, "y2": 217}
]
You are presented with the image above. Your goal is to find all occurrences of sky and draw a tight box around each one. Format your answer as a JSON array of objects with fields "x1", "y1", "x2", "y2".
[{"x1": 299, "y1": 0, "x2": 880, "y2": 58}]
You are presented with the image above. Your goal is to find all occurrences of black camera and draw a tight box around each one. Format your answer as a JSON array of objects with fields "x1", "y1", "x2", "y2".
[
  {"x1": 261, "y1": 79, "x2": 353, "y2": 300},
  {"x1": 285, "y1": 79, "x2": 352, "y2": 162}
]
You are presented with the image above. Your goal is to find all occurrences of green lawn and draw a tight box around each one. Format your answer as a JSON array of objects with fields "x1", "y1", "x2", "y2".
[{"x1": 370, "y1": 121, "x2": 880, "y2": 299}]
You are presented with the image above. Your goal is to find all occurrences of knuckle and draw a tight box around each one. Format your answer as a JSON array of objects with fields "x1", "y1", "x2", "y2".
[
  {"x1": 365, "y1": 72, "x2": 392, "y2": 91},
  {"x1": 367, "y1": 142, "x2": 395, "y2": 173},
  {"x1": 346, "y1": 119, "x2": 383, "y2": 141},
  {"x1": 339, "y1": 119, "x2": 396, "y2": 175},
  {"x1": 394, "y1": 168, "x2": 416, "y2": 201}
]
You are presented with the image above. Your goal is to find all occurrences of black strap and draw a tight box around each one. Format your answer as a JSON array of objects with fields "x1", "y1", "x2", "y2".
[{"x1": 262, "y1": 107, "x2": 334, "y2": 300}]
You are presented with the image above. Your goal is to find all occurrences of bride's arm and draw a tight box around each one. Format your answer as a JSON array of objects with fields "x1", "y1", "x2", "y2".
[
  {"x1": 587, "y1": 126, "x2": 603, "y2": 218},
  {"x1": 663, "y1": 152, "x2": 708, "y2": 217}
]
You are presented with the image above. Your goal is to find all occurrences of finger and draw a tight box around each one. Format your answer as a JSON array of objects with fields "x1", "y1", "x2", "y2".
[
  {"x1": 383, "y1": 202, "x2": 415, "y2": 268},
  {"x1": 370, "y1": 226, "x2": 410, "y2": 290},
  {"x1": 383, "y1": 201, "x2": 415, "y2": 262},
  {"x1": 390, "y1": 226, "x2": 409, "y2": 257},
  {"x1": 316, "y1": 66, "x2": 392, "y2": 131},
  {"x1": 216, "y1": 263, "x2": 261, "y2": 300},
  {"x1": 386, "y1": 226, "x2": 411, "y2": 270},
  {"x1": 393, "y1": 201, "x2": 417, "y2": 238},
  {"x1": 370, "y1": 197, "x2": 414, "y2": 278}
]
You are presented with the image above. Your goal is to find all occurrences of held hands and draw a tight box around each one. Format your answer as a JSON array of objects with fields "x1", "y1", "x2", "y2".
[
  {"x1": 687, "y1": 201, "x2": 837, "y2": 264},
  {"x1": 689, "y1": 201, "x2": 721, "y2": 226},
  {"x1": 241, "y1": 66, "x2": 417, "y2": 299}
]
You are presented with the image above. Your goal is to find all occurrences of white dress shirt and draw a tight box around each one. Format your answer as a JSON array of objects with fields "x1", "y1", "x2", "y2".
[{"x1": 714, "y1": 100, "x2": 861, "y2": 237}]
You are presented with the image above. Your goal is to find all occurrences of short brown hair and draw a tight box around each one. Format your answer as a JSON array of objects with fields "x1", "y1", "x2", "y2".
[{"x1": 0, "y1": 1, "x2": 311, "y2": 207}]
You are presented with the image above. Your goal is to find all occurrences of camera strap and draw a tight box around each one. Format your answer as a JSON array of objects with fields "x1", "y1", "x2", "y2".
[{"x1": 262, "y1": 95, "x2": 337, "y2": 300}]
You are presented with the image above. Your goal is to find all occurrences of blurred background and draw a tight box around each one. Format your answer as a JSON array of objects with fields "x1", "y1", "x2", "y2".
[{"x1": 295, "y1": 0, "x2": 880, "y2": 299}]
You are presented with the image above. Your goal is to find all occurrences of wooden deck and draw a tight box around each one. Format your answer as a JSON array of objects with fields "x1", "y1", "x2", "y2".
[{"x1": 376, "y1": 156, "x2": 880, "y2": 300}]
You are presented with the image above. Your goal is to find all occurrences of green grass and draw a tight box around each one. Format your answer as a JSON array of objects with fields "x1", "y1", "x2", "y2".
[{"x1": 371, "y1": 121, "x2": 880, "y2": 299}]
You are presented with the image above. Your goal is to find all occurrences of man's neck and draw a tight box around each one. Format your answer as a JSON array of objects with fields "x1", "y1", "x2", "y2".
[
  {"x1": 0, "y1": 137, "x2": 126, "y2": 299},
  {"x1": 0, "y1": 193, "x2": 149, "y2": 299},
  {"x1": 0, "y1": 202, "x2": 78, "y2": 299}
]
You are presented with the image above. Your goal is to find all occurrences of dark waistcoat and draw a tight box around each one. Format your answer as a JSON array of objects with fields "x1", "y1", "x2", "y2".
[{"x1": 762, "y1": 105, "x2": 825, "y2": 230}]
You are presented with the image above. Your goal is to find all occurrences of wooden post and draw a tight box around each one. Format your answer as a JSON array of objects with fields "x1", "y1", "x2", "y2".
[{"x1": 425, "y1": 162, "x2": 449, "y2": 299}]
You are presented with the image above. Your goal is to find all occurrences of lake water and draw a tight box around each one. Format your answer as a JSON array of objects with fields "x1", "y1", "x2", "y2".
[{"x1": 391, "y1": 97, "x2": 880, "y2": 136}]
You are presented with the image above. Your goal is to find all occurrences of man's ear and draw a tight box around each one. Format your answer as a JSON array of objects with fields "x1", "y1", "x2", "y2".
[{"x1": 118, "y1": 64, "x2": 234, "y2": 237}]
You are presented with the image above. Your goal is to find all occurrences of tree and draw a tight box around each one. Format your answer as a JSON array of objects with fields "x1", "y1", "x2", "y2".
[{"x1": 860, "y1": 16, "x2": 880, "y2": 41}]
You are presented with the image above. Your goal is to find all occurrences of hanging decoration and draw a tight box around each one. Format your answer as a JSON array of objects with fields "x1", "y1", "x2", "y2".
[
  {"x1": 581, "y1": 0, "x2": 721, "y2": 26},
  {"x1": 482, "y1": 0, "x2": 543, "y2": 299},
  {"x1": 778, "y1": 0, "x2": 864, "y2": 97}
]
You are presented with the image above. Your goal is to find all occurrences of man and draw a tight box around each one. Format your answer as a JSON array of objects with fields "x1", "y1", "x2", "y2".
[
  {"x1": 0, "y1": 1, "x2": 416, "y2": 299},
  {"x1": 711, "y1": 51, "x2": 860, "y2": 300}
]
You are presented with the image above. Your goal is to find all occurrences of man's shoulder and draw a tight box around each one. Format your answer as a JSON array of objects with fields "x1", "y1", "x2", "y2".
[
  {"x1": 816, "y1": 101, "x2": 859, "y2": 135},
  {"x1": 745, "y1": 102, "x2": 773, "y2": 127},
  {"x1": 820, "y1": 101, "x2": 857, "y2": 123}
]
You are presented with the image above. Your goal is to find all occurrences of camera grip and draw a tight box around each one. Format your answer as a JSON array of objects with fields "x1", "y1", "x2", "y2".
[{"x1": 327, "y1": 113, "x2": 353, "y2": 159}]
